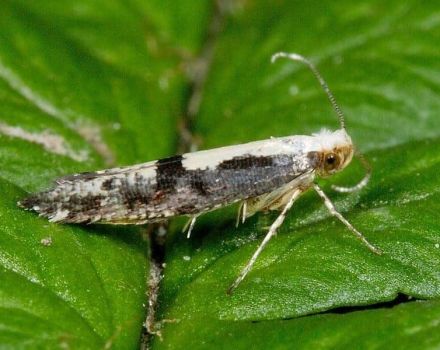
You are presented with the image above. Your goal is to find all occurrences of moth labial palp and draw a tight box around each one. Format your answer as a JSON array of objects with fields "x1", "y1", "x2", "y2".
[{"x1": 18, "y1": 52, "x2": 381, "y2": 294}]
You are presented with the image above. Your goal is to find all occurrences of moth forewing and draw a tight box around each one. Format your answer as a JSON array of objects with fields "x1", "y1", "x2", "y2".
[
  {"x1": 19, "y1": 135, "x2": 321, "y2": 224},
  {"x1": 18, "y1": 52, "x2": 381, "y2": 293}
]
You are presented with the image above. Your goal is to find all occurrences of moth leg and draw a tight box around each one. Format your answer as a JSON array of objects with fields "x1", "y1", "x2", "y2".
[
  {"x1": 241, "y1": 201, "x2": 247, "y2": 224},
  {"x1": 183, "y1": 215, "x2": 199, "y2": 239},
  {"x1": 312, "y1": 183, "x2": 382, "y2": 254},
  {"x1": 236, "y1": 201, "x2": 248, "y2": 227},
  {"x1": 227, "y1": 189, "x2": 303, "y2": 294}
]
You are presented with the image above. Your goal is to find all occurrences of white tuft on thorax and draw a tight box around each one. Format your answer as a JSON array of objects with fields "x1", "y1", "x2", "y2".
[{"x1": 312, "y1": 128, "x2": 352, "y2": 150}]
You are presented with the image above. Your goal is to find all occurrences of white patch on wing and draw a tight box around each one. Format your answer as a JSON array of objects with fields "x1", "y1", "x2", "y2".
[
  {"x1": 49, "y1": 209, "x2": 70, "y2": 222},
  {"x1": 70, "y1": 166, "x2": 157, "y2": 198},
  {"x1": 181, "y1": 136, "x2": 321, "y2": 170},
  {"x1": 131, "y1": 167, "x2": 157, "y2": 181},
  {"x1": 64, "y1": 160, "x2": 157, "y2": 184},
  {"x1": 99, "y1": 160, "x2": 157, "y2": 177}
]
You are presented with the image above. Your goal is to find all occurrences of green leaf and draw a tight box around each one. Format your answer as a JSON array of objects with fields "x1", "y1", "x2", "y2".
[{"x1": 155, "y1": 299, "x2": 440, "y2": 350}]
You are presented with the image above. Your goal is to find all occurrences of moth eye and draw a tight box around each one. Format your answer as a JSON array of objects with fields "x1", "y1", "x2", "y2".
[{"x1": 324, "y1": 153, "x2": 339, "y2": 171}]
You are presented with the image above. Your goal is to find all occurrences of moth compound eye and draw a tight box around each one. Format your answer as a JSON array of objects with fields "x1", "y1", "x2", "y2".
[{"x1": 324, "y1": 153, "x2": 340, "y2": 172}]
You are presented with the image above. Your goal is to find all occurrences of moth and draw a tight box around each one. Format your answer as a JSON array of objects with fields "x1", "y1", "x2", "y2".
[{"x1": 19, "y1": 52, "x2": 381, "y2": 293}]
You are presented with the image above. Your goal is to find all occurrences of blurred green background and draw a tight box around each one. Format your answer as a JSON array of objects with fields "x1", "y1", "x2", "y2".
[{"x1": 0, "y1": 0, "x2": 439, "y2": 349}]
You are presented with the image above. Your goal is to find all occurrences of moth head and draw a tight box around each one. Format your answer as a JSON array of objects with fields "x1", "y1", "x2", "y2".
[{"x1": 312, "y1": 128, "x2": 354, "y2": 177}]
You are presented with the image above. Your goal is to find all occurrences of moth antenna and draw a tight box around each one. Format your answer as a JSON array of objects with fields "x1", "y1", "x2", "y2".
[
  {"x1": 332, "y1": 152, "x2": 371, "y2": 193},
  {"x1": 271, "y1": 52, "x2": 346, "y2": 130}
]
